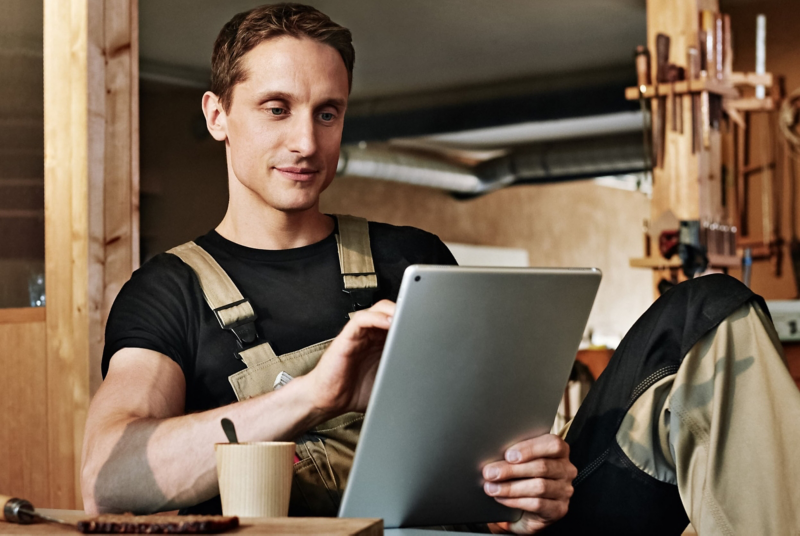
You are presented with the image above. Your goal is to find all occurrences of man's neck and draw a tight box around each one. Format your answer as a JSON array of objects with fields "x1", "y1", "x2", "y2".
[{"x1": 215, "y1": 206, "x2": 334, "y2": 251}]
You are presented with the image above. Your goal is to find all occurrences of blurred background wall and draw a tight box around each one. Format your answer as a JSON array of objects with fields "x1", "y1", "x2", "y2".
[{"x1": 135, "y1": 0, "x2": 799, "y2": 345}]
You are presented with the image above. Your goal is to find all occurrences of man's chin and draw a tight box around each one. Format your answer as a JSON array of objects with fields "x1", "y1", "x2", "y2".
[{"x1": 269, "y1": 196, "x2": 320, "y2": 214}]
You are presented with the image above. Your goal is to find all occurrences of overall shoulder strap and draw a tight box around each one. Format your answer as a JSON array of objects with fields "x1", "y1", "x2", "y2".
[
  {"x1": 168, "y1": 242, "x2": 257, "y2": 346},
  {"x1": 334, "y1": 215, "x2": 378, "y2": 313}
]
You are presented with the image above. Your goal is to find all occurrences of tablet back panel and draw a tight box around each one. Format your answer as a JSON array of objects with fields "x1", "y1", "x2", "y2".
[{"x1": 338, "y1": 266, "x2": 601, "y2": 528}]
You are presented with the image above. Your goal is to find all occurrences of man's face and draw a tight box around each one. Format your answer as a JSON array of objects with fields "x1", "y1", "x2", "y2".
[{"x1": 220, "y1": 36, "x2": 349, "y2": 213}]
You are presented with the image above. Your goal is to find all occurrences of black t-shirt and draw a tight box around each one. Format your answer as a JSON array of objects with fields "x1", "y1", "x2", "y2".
[{"x1": 102, "y1": 220, "x2": 457, "y2": 412}]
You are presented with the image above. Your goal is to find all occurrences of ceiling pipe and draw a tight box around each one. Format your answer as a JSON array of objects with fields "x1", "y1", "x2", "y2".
[
  {"x1": 337, "y1": 132, "x2": 647, "y2": 195},
  {"x1": 398, "y1": 111, "x2": 644, "y2": 150}
]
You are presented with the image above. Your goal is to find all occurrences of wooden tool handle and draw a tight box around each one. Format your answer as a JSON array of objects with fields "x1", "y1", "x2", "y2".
[{"x1": 0, "y1": 494, "x2": 14, "y2": 510}]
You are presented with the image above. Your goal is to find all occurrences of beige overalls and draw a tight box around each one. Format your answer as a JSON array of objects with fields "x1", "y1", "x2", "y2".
[{"x1": 168, "y1": 215, "x2": 378, "y2": 516}]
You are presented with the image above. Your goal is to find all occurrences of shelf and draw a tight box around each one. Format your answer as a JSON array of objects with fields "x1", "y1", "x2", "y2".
[
  {"x1": 726, "y1": 97, "x2": 775, "y2": 112},
  {"x1": 631, "y1": 254, "x2": 742, "y2": 269},
  {"x1": 625, "y1": 79, "x2": 739, "y2": 101},
  {"x1": 729, "y1": 72, "x2": 773, "y2": 88}
]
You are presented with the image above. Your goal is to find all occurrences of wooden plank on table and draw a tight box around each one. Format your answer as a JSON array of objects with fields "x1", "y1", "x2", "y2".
[
  {"x1": 0, "y1": 515, "x2": 383, "y2": 536},
  {"x1": 0, "y1": 321, "x2": 50, "y2": 508}
]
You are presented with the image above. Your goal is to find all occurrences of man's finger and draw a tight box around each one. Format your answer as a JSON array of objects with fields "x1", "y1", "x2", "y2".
[
  {"x1": 504, "y1": 434, "x2": 569, "y2": 464},
  {"x1": 368, "y1": 299, "x2": 396, "y2": 316},
  {"x1": 484, "y1": 477, "x2": 574, "y2": 500},
  {"x1": 483, "y1": 457, "x2": 577, "y2": 482},
  {"x1": 343, "y1": 309, "x2": 393, "y2": 335},
  {"x1": 493, "y1": 497, "x2": 568, "y2": 523}
]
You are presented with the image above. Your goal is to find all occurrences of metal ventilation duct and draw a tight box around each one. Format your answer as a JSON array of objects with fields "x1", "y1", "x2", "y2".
[{"x1": 337, "y1": 132, "x2": 646, "y2": 195}]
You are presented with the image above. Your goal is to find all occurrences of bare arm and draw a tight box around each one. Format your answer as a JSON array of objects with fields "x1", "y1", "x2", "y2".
[{"x1": 81, "y1": 301, "x2": 395, "y2": 514}]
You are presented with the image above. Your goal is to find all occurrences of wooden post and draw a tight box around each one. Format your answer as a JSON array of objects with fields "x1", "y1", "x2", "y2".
[{"x1": 44, "y1": 0, "x2": 138, "y2": 509}]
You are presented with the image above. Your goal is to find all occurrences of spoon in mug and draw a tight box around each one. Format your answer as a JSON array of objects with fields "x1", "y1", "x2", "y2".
[{"x1": 221, "y1": 418, "x2": 238, "y2": 444}]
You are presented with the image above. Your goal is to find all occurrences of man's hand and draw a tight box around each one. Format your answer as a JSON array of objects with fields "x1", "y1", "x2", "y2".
[
  {"x1": 305, "y1": 300, "x2": 396, "y2": 417},
  {"x1": 483, "y1": 434, "x2": 577, "y2": 534}
]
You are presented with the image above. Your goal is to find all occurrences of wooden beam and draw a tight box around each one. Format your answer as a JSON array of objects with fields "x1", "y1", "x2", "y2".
[
  {"x1": 44, "y1": 0, "x2": 139, "y2": 509},
  {"x1": 44, "y1": 0, "x2": 88, "y2": 509}
]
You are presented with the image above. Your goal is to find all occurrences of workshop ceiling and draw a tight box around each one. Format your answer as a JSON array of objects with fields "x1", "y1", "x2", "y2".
[{"x1": 139, "y1": 0, "x2": 649, "y2": 101}]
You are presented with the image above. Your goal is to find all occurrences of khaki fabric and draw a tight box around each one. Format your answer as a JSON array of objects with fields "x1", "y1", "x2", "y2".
[
  {"x1": 228, "y1": 339, "x2": 363, "y2": 516},
  {"x1": 335, "y1": 214, "x2": 378, "y2": 290},
  {"x1": 167, "y1": 242, "x2": 255, "y2": 328},
  {"x1": 168, "y1": 215, "x2": 377, "y2": 516},
  {"x1": 616, "y1": 302, "x2": 800, "y2": 535}
]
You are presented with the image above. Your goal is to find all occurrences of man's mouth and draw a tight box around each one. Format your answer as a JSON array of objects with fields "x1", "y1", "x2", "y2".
[{"x1": 274, "y1": 166, "x2": 319, "y2": 181}]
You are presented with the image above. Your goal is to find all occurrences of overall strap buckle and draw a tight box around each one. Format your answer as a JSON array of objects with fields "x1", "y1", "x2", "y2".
[
  {"x1": 335, "y1": 215, "x2": 379, "y2": 317},
  {"x1": 213, "y1": 299, "x2": 258, "y2": 347},
  {"x1": 342, "y1": 286, "x2": 377, "y2": 313}
]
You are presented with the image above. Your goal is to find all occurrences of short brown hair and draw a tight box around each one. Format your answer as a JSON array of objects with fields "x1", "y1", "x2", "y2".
[{"x1": 210, "y1": 3, "x2": 355, "y2": 112}]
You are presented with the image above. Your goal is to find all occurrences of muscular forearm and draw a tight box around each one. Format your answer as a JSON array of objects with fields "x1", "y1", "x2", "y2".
[{"x1": 82, "y1": 375, "x2": 328, "y2": 514}]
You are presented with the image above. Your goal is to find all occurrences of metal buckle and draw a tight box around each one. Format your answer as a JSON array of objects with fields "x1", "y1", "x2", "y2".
[
  {"x1": 342, "y1": 287, "x2": 377, "y2": 317},
  {"x1": 213, "y1": 299, "x2": 258, "y2": 347}
]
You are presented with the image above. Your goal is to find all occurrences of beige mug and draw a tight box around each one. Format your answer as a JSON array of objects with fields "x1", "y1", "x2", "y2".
[{"x1": 215, "y1": 441, "x2": 295, "y2": 517}]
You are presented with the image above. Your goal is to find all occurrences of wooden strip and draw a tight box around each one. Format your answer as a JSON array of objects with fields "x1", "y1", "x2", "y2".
[
  {"x1": 625, "y1": 80, "x2": 739, "y2": 101},
  {"x1": 130, "y1": 0, "x2": 141, "y2": 274},
  {"x1": 727, "y1": 98, "x2": 775, "y2": 112},
  {"x1": 45, "y1": 0, "x2": 84, "y2": 509},
  {"x1": 86, "y1": 0, "x2": 106, "y2": 401},
  {"x1": 0, "y1": 307, "x2": 46, "y2": 324},
  {"x1": 729, "y1": 72, "x2": 773, "y2": 87},
  {"x1": 97, "y1": 0, "x2": 138, "y2": 396}
]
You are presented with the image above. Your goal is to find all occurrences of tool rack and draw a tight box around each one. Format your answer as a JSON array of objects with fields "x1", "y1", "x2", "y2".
[{"x1": 627, "y1": 0, "x2": 782, "y2": 290}]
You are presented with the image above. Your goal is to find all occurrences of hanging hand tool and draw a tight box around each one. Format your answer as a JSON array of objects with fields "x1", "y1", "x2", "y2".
[
  {"x1": 668, "y1": 65, "x2": 685, "y2": 133},
  {"x1": 0, "y1": 495, "x2": 74, "y2": 527},
  {"x1": 655, "y1": 33, "x2": 670, "y2": 168},
  {"x1": 635, "y1": 46, "x2": 654, "y2": 176},
  {"x1": 687, "y1": 46, "x2": 701, "y2": 153}
]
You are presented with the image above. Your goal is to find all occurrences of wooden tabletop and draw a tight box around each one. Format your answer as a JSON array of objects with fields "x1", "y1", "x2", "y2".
[{"x1": 0, "y1": 510, "x2": 382, "y2": 535}]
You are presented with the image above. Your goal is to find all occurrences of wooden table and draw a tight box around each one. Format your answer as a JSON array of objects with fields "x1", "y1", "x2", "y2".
[{"x1": 0, "y1": 510, "x2": 382, "y2": 535}]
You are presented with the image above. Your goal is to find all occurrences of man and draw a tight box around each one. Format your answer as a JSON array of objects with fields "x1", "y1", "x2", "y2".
[
  {"x1": 81, "y1": 4, "x2": 574, "y2": 534},
  {"x1": 82, "y1": 4, "x2": 800, "y2": 535}
]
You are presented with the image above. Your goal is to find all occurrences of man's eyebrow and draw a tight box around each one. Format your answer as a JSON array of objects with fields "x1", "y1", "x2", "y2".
[
  {"x1": 255, "y1": 91, "x2": 294, "y2": 104},
  {"x1": 319, "y1": 98, "x2": 347, "y2": 111}
]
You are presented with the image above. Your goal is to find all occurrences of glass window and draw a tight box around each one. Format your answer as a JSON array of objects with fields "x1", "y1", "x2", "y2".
[{"x1": 0, "y1": 0, "x2": 45, "y2": 308}]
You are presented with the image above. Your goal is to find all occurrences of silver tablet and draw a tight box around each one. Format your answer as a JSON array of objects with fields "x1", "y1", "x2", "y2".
[{"x1": 338, "y1": 265, "x2": 601, "y2": 528}]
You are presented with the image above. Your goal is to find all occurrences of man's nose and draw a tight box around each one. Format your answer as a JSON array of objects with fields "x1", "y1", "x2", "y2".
[{"x1": 286, "y1": 114, "x2": 317, "y2": 156}]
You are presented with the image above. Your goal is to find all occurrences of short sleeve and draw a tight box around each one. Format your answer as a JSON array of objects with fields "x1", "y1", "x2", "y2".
[{"x1": 101, "y1": 253, "x2": 201, "y2": 378}]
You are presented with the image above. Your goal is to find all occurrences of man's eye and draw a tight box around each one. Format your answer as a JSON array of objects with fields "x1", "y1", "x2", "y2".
[
  {"x1": 320, "y1": 112, "x2": 335, "y2": 122},
  {"x1": 269, "y1": 108, "x2": 285, "y2": 116}
]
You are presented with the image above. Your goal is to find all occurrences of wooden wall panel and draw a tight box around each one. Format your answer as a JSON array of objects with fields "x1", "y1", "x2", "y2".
[
  {"x1": 40, "y1": 0, "x2": 139, "y2": 509},
  {"x1": 0, "y1": 315, "x2": 48, "y2": 505},
  {"x1": 44, "y1": 0, "x2": 89, "y2": 509},
  {"x1": 320, "y1": 177, "x2": 654, "y2": 346}
]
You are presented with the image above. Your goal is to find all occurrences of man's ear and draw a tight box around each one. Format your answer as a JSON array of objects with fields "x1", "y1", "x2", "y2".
[{"x1": 202, "y1": 92, "x2": 228, "y2": 142}]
